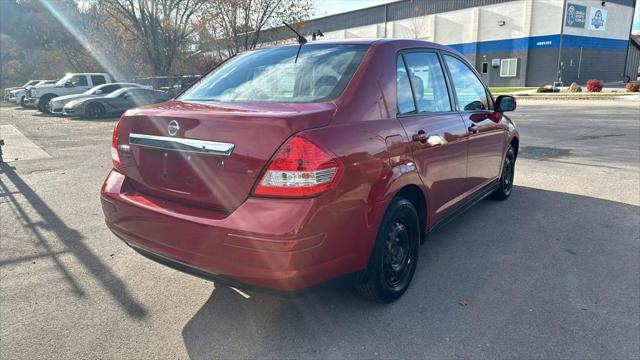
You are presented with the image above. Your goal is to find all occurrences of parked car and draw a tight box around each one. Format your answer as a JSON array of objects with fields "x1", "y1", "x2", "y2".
[
  {"x1": 63, "y1": 88, "x2": 168, "y2": 118},
  {"x1": 49, "y1": 83, "x2": 149, "y2": 114},
  {"x1": 8, "y1": 80, "x2": 56, "y2": 107},
  {"x1": 101, "y1": 39, "x2": 519, "y2": 302},
  {"x1": 3, "y1": 80, "x2": 42, "y2": 101},
  {"x1": 24, "y1": 73, "x2": 113, "y2": 113}
]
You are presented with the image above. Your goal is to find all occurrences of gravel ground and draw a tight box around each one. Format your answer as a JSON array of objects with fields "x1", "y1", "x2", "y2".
[{"x1": 1, "y1": 99, "x2": 639, "y2": 359}]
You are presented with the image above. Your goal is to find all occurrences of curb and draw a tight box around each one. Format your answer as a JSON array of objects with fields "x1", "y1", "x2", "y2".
[{"x1": 514, "y1": 94, "x2": 639, "y2": 101}]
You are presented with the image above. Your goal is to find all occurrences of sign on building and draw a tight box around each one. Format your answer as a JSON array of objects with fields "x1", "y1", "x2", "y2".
[
  {"x1": 588, "y1": 7, "x2": 607, "y2": 31},
  {"x1": 565, "y1": 3, "x2": 587, "y2": 28}
]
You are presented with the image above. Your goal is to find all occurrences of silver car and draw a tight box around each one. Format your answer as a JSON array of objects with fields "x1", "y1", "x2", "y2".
[
  {"x1": 63, "y1": 88, "x2": 169, "y2": 118},
  {"x1": 49, "y1": 83, "x2": 148, "y2": 114}
]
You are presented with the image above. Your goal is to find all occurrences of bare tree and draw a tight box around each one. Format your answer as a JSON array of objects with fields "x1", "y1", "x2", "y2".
[
  {"x1": 202, "y1": 0, "x2": 313, "y2": 58},
  {"x1": 99, "y1": 0, "x2": 207, "y2": 75},
  {"x1": 406, "y1": 4, "x2": 429, "y2": 40}
]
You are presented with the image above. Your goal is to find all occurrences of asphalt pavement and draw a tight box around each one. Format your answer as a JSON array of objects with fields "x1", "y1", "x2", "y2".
[{"x1": 0, "y1": 99, "x2": 638, "y2": 359}]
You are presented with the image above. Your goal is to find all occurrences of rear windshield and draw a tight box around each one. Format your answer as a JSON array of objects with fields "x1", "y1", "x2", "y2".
[{"x1": 179, "y1": 44, "x2": 368, "y2": 103}]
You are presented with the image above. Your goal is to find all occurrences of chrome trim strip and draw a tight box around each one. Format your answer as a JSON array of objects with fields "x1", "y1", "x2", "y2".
[{"x1": 129, "y1": 133, "x2": 234, "y2": 156}]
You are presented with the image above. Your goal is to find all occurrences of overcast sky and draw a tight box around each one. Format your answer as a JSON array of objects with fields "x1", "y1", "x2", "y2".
[{"x1": 314, "y1": 0, "x2": 640, "y2": 35}]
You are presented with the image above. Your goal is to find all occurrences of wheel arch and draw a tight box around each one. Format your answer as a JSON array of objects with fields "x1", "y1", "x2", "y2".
[
  {"x1": 366, "y1": 167, "x2": 430, "y2": 253},
  {"x1": 394, "y1": 184, "x2": 427, "y2": 243},
  {"x1": 510, "y1": 136, "x2": 519, "y2": 158}
]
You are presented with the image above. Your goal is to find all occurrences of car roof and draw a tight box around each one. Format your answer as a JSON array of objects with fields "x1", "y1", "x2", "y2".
[{"x1": 257, "y1": 38, "x2": 458, "y2": 54}]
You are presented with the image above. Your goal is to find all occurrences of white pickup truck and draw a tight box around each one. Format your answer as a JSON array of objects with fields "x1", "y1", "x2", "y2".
[
  {"x1": 24, "y1": 73, "x2": 113, "y2": 113},
  {"x1": 8, "y1": 80, "x2": 56, "y2": 107}
]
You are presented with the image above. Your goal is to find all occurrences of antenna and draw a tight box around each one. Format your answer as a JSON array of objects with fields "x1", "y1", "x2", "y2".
[
  {"x1": 282, "y1": 21, "x2": 307, "y2": 63},
  {"x1": 282, "y1": 21, "x2": 307, "y2": 45}
]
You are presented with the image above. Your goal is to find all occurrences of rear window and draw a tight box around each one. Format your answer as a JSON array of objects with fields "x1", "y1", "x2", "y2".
[
  {"x1": 179, "y1": 44, "x2": 368, "y2": 103},
  {"x1": 91, "y1": 75, "x2": 107, "y2": 86}
]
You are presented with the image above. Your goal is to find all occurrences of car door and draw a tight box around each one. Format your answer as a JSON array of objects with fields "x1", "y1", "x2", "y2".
[
  {"x1": 396, "y1": 50, "x2": 469, "y2": 220},
  {"x1": 443, "y1": 54, "x2": 506, "y2": 194},
  {"x1": 106, "y1": 90, "x2": 132, "y2": 112}
]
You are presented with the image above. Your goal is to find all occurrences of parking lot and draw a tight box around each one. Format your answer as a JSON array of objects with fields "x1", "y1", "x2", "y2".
[{"x1": 1, "y1": 100, "x2": 639, "y2": 359}]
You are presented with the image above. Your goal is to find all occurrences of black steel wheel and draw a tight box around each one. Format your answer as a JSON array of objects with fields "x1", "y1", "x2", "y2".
[
  {"x1": 356, "y1": 197, "x2": 420, "y2": 303},
  {"x1": 85, "y1": 103, "x2": 105, "y2": 118},
  {"x1": 491, "y1": 145, "x2": 516, "y2": 200}
]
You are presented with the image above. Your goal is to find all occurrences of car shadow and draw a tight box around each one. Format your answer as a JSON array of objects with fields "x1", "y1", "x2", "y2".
[
  {"x1": 0, "y1": 163, "x2": 147, "y2": 319},
  {"x1": 68, "y1": 116, "x2": 120, "y2": 123},
  {"x1": 181, "y1": 186, "x2": 639, "y2": 359}
]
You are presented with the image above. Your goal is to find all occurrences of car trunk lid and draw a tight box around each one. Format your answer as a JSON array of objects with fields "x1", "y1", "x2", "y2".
[{"x1": 116, "y1": 100, "x2": 335, "y2": 212}]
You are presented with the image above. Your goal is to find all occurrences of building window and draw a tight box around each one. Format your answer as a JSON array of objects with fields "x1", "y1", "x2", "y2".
[
  {"x1": 500, "y1": 58, "x2": 518, "y2": 77},
  {"x1": 481, "y1": 62, "x2": 488, "y2": 74}
]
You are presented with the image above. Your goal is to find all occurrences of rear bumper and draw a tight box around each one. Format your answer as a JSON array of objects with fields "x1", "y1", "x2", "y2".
[{"x1": 101, "y1": 170, "x2": 368, "y2": 291}]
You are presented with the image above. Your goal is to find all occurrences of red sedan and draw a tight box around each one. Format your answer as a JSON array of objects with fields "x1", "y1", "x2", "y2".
[{"x1": 101, "y1": 39, "x2": 519, "y2": 302}]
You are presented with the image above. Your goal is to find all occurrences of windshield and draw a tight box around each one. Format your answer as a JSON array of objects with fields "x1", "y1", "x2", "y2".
[
  {"x1": 179, "y1": 44, "x2": 368, "y2": 103},
  {"x1": 55, "y1": 74, "x2": 73, "y2": 86}
]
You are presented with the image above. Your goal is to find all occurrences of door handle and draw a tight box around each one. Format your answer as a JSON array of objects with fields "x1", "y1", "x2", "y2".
[
  {"x1": 412, "y1": 130, "x2": 430, "y2": 143},
  {"x1": 468, "y1": 124, "x2": 479, "y2": 134}
]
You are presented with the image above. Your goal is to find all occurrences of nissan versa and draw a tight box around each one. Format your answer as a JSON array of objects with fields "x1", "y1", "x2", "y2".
[{"x1": 101, "y1": 39, "x2": 519, "y2": 302}]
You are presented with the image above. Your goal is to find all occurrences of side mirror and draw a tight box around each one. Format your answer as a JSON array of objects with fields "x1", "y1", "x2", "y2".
[
  {"x1": 64, "y1": 81, "x2": 74, "y2": 88},
  {"x1": 94, "y1": 89, "x2": 103, "y2": 95},
  {"x1": 495, "y1": 95, "x2": 516, "y2": 112}
]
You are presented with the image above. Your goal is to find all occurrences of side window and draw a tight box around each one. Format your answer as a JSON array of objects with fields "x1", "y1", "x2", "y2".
[
  {"x1": 91, "y1": 75, "x2": 107, "y2": 86},
  {"x1": 444, "y1": 55, "x2": 490, "y2": 111},
  {"x1": 71, "y1": 75, "x2": 88, "y2": 87},
  {"x1": 403, "y1": 52, "x2": 451, "y2": 113},
  {"x1": 396, "y1": 56, "x2": 416, "y2": 115},
  {"x1": 101, "y1": 85, "x2": 120, "y2": 93}
]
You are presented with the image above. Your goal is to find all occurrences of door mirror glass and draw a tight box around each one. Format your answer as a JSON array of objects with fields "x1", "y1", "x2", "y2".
[
  {"x1": 495, "y1": 95, "x2": 516, "y2": 112},
  {"x1": 94, "y1": 89, "x2": 103, "y2": 95}
]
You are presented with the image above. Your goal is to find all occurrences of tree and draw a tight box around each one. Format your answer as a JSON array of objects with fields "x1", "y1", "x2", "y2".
[
  {"x1": 202, "y1": 0, "x2": 313, "y2": 58},
  {"x1": 0, "y1": 0, "x2": 103, "y2": 87},
  {"x1": 99, "y1": 0, "x2": 208, "y2": 75},
  {"x1": 194, "y1": 53, "x2": 219, "y2": 74}
]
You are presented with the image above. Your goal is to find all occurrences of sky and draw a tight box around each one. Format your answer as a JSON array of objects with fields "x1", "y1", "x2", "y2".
[
  {"x1": 633, "y1": 4, "x2": 640, "y2": 35},
  {"x1": 315, "y1": 0, "x2": 640, "y2": 35}
]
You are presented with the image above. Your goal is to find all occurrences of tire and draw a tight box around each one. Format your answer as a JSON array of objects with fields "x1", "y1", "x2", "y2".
[
  {"x1": 19, "y1": 96, "x2": 25, "y2": 107},
  {"x1": 85, "y1": 103, "x2": 105, "y2": 118},
  {"x1": 38, "y1": 94, "x2": 55, "y2": 113},
  {"x1": 491, "y1": 145, "x2": 516, "y2": 200},
  {"x1": 356, "y1": 197, "x2": 420, "y2": 303}
]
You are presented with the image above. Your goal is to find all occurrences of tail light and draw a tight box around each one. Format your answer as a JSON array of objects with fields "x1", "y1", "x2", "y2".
[
  {"x1": 253, "y1": 136, "x2": 343, "y2": 198},
  {"x1": 111, "y1": 122, "x2": 130, "y2": 171},
  {"x1": 111, "y1": 126, "x2": 121, "y2": 170}
]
